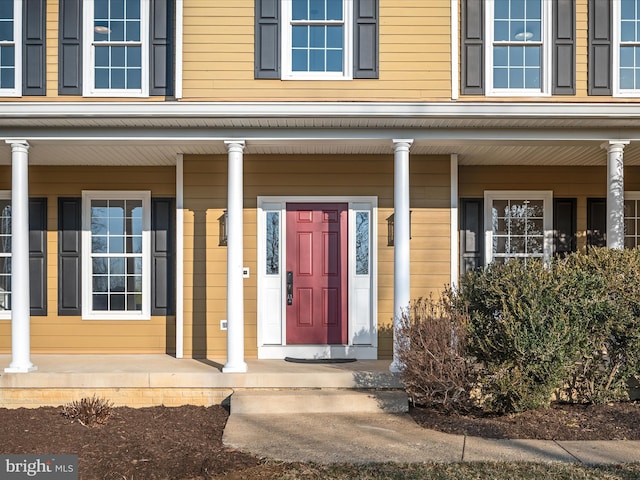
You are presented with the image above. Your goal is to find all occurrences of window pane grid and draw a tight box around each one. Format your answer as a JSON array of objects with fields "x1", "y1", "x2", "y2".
[
  {"x1": 290, "y1": 0, "x2": 344, "y2": 73},
  {"x1": 620, "y1": 0, "x2": 640, "y2": 89},
  {"x1": 0, "y1": 200, "x2": 10, "y2": 311},
  {"x1": 492, "y1": 199, "x2": 545, "y2": 261},
  {"x1": 492, "y1": 0, "x2": 543, "y2": 90},
  {"x1": 0, "y1": 1, "x2": 14, "y2": 90},
  {"x1": 93, "y1": 0, "x2": 142, "y2": 90},
  {"x1": 624, "y1": 199, "x2": 640, "y2": 248},
  {"x1": 90, "y1": 199, "x2": 143, "y2": 312}
]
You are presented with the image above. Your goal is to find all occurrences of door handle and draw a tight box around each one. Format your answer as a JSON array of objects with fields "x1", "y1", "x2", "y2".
[{"x1": 287, "y1": 271, "x2": 293, "y2": 305}]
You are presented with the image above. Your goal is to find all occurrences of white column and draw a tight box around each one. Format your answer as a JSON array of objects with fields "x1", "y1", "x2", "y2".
[
  {"x1": 390, "y1": 139, "x2": 413, "y2": 373},
  {"x1": 603, "y1": 140, "x2": 630, "y2": 250},
  {"x1": 450, "y1": 154, "x2": 459, "y2": 289},
  {"x1": 223, "y1": 141, "x2": 247, "y2": 373},
  {"x1": 5, "y1": 140, "x2": 36, "y2": 373}
]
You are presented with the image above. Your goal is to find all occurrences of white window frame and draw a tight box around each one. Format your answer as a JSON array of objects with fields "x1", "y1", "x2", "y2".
[
  {"x1": 613, "y1": 0, "x2": 640, "y2": 97},
  {"x1": 81, "y1": 190, "x2": 151, "y2": 320},
  {"x1": 256, "y1": 196, "x2": 378, "y2": 359},
  {"x1": 0, "y1": 0, "x2": 22, "y2": 97},
  {"x1": 485, "y1": 0, "x2": 552, "y2": 96},
  {"x1": 281, "y1": 0, "x2": 353, "y2": 80},
  {"x1": 624, "y1": 191, "x2": 640, "y2": 247},
  {"x1": 484, "y1": 190, "x2": 553, "y2": 265},
  {"x1": 82, "y1": 0, "x2": 149, "y2": 97},
  {"x1": 0, "y1": 191, "x2": 10, "y2": 319}
]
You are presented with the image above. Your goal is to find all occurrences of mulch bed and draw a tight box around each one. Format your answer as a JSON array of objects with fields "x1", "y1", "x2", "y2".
[
  {"x1": 0, "y1": 401, "x2": 639, "y2": 478},
  {"x1": 410, "y1": 401, "x2": 640, "y2": 441}
]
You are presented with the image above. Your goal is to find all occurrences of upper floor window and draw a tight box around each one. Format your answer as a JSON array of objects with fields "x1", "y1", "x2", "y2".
[
  {"x1": 255, "y1": 0, "x2": 378, "y2": 80},
  {"x1": 486, "y1": 0, "x2": 551, "y2": 95},
  {"x1": 614, "y1": 0, "x2": 640, "y2": 96},
  {"x1": 0, "y1": 0, "x2": 20, "y2": 97},
  {"x1": 83, "y1": 0, "x2": 149, "y2": 96},
  {"x1": 282, "y1": 0, "x2": 352, "y2": 79}
]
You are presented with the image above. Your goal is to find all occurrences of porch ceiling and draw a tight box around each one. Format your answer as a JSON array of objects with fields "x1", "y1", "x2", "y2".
[{"x1": 1, "y1": 101, "x2": 640, "y2": 166}]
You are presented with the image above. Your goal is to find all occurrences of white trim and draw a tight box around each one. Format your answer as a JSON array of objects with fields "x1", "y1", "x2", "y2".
[
  {"x1": 257, "y1": 195, "x2": 378, "y2": 360},
  {"x1": 281, "y1": 0, "x2": 353, "y2": 80},
  {"x1": 612, "y1": 0, "x2": 640, "y2": 97},
  {"x1": 483, "y1": 190, "x2": 553, "y2": 266},
  {"x1": 175, "y1": 154, "x2": 184, "y2": 357},
  {"x1": 174, "y1": 0, "x2": 183, "y2": 99},
  {"x1": 0, "y1": 190, "x2": 10, "y2": 320},
  {"x1": 0, "y1": 0, "x2": 22, "y2": 97},
  {"x1": 82, "y1": 0, "x2": 150, "y2": 97},
  {"x1": 450, "y1": 154, "x2": 459, "y2": 288},
  {"x1": 81, "y1": 190, "x2": 151, "y2": 320},
  {"x1": 451, "y1": 0, "x2": 459, "y2": 100},
  {"x1": 485, "y1": 0, "x2": 552, "y2": 97}
]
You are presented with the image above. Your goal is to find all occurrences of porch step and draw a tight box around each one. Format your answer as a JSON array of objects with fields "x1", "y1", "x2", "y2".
[{"x1": 230, "y1": 389, "x2": 409, "y2": 414}]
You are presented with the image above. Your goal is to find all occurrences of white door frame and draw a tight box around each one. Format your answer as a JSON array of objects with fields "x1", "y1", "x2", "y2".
[{"x1": 257, "y1": 196, "x2": 378, "y2": 359}]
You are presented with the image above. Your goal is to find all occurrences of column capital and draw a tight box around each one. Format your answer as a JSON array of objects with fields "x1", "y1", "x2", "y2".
[
  {"x1": 224, "y1": 140, "x2": 246, "y2": 153},
  {"x1": 392, "y1": 139, "x2": 413, "y2": 151},
  {"x1": 601, "y1": 140, "x2": 630, "y2": 152},
  {"x1": 5, "y1": 140, "x2": 29, "y2": 151}
]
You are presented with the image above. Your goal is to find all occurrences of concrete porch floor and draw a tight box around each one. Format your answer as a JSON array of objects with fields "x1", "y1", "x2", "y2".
[{"x1": 0, "y1": 355, "x2": 403, "y2": 408}]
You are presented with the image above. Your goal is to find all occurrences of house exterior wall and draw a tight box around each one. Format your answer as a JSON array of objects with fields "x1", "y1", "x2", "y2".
[
  {"x1": 0, "y1": 166, "x2": 175, "y2": 353},
  {"x1": 183, "y1": 153, "x2": 451, "y2": 360}
]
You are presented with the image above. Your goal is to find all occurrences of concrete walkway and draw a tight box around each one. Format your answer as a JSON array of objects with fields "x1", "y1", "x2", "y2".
[{"x1": 223, "y1": 412, "x2": 640, "y2": 465}]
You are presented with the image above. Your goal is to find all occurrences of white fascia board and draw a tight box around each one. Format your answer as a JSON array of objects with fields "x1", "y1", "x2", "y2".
[{"x1": 5, "y1": 102, "x2": 640, "y2": 120}]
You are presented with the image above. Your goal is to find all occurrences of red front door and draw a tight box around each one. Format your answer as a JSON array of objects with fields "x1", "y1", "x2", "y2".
[{"x1": 286, "y1": 203, "x2": 348, "y2": 345}]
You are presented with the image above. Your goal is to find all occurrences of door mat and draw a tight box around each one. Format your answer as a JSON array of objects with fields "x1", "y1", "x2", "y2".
[{"x1": 284, "y1": 357, "x2": 357, "y2": 364}]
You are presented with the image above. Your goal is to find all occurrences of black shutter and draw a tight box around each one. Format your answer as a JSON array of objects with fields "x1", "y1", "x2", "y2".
[
  {"x1": 460, "y1": 198, "x2": 484, "y2": 273},
  {"x1": 58, "y1": 0, "x2": 83, "y2": 95},
  {"x1": 461, "y1": 0, "x2": 484, "y2": 94},
  {"x1": 150, "y1": 0, "x2": 174, "y2": 96},
  {"x1": 58, "y1": 198, "x2": 82, "y2": 315},
  {"x1": 554, "y1": 198, "x2": 577, "y2": 256},
  {"x1": 588, "y1": 0, "x2": 612, "y2": 95},
  {"x1": 255, "y1": 0, "x2": 280, "y2": 79},
  {"x1": 151, "y1": 198, "x2": 175, "y2": 315},
  {"x1": 553, "y1": 0, "x2": 575, "y2": 95},
  {"x1": 587, "y1": 198, "x2": 607, "y2": 249},
  {"x1": 29, "y1": 198, "x2": 47, "y2": 315},
  {"x1": 23, "y1": 0, "x2": 46, "y2": 96},
  {"x1": 353, "y1": 0, "x2": 378, "y2": 79}
]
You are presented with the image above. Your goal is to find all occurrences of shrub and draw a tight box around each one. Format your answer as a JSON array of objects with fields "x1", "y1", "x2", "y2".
[
  {"x1": 459, "y1": 259, "x2": 586, "y2": 414},
  {"x1": 558, "y1": 248, "x2": 640, "y2": 404},
  {"x1": 397, "y1": 292, "x2": 477, "y2": 412},
  {"x1": 62, "y1": 395, "x2": 114, "y2": 427}
]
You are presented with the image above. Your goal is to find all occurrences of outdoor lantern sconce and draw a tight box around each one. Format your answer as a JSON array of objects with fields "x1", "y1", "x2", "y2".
[
  {"x1": 218, "y1": 210, "x2": 228, "y2": 246},
  {"x1": 387, "y1": 212, "x2": 412, "y2": 246}
]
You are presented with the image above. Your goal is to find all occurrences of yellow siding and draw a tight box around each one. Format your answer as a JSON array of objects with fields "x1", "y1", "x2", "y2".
[
  {"x1": 181, "y1": 0, "x2": 453, "y2": 101},
  {"x1": 183, "y1": 154, "x2": 451, "y2": 360},
  {"x1": 459, "y1": 165, "x2": 640, "y2": 251},
  {"x1": 0, "y1": 166, "x2": 176, "y2": 354}
]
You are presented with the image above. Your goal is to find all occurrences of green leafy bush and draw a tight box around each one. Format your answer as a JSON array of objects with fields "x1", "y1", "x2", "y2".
[
  {"x1": 397, "y1": 292, "x2": 477, "y2": 412},
  {"x1": 458, "y1": 259, "x2": 586, "y2": 413},
  {"x1": 557, "y1": 248, "x2": 640, "y2": 404}
]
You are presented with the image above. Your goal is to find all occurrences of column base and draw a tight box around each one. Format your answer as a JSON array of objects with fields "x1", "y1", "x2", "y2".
[
  {"x1": 222, "y1": 362, "x2": 248, "y2": 373},
  {"x1": 388, "y1": 360, "x2": 403, "y2": 374},
  {"x1": 4, "y1": 364, "x2": 38, "y2": 373}
]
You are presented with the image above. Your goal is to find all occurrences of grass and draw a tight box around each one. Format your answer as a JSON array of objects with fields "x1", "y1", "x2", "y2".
[{"x1": 243, "y1": 462, "x2": 640, "y2": 480}]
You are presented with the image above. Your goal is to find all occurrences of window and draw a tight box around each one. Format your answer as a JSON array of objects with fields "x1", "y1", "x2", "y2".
[
  {"x1": 282, "y1": 0, "x2": 352, "y2": 79},
  {"x1": 614, "y1": 0, "x2": 640, "y2": 96},
  {"x1": 624, "y1": 193, "x2": 640, "y2": 248},
  {"x1": 0, "y1": 193, "x2": 10, "y2": 315},
  {"x1": 484, "y1": 191, "x2": 553, "y2": 265},
  {"x1": 82, "y1": 191, "x2": 150, "y2": 319},
  {"x1": 0, "y1": 0, "x2": 20, "y2": 96},
  {"x1": 486, "y1": 0, "x2": 551, "y2": 95},
  {"x1": 83, "y1": 0, "x2": 148, "y2": 96}
]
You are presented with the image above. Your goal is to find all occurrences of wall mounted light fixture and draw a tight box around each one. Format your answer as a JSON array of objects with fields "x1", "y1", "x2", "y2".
[
  {"x1": 387, "y1": 211, "x2": 412, "y2": 246},
  {"x1": 218, "y1": 210, "x2": 228, "y2": 246}
]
